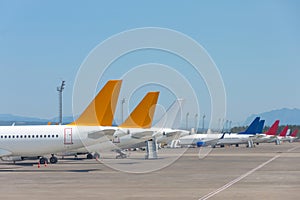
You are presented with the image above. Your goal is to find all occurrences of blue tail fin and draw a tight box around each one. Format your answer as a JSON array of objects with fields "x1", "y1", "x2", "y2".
[
  {"x1": 256, "y1": 120, "x2": 265, "y2": 134},
  {"x1": 239, "y1": 117, "x2": 260, "y2": 135}
]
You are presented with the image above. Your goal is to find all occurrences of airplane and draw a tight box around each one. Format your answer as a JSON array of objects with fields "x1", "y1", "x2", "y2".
[
  {"x1": 151, "y1": 99, "x2": 190, "y2": 147},
  {"x1": 65, "y1": 91, "x2": 160, "y2": 159},
  {"x1": 280, "y1": 129, "x2": 298, "y2": 143},
  {"x1": 275, "y1": 126, "x2": 289, "y2": 144},
  {"x1": 178, "y1": 117, "x2": 264, "y2": 148},
  {"x1": 250, "y1": 120, "x2": 280, "y2": 144},
  {"x1": 0, "y1": 80, "x2": 122, "y2": 164}
]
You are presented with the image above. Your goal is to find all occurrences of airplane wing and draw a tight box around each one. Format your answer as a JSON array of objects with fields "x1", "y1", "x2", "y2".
[
  {"x1": 0, "y1": 149, "x2": 12, "y2": 157},
  {"x1": 87, "y1": 129, "x2": 116, "y2": 140}
]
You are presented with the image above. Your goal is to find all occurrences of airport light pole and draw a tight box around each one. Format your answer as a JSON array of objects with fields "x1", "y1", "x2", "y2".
[
  {"x1": 202, "y1": 114, "x2": 206, "y2": 132},
  {"x1": 57, "y1": 80, "x2": 65, "y2": 125},
  {"x1": 186, "y1": 112, "x2": 189, "y2": 130},
  {"x1": 194, "y1": 114, "x2": 198, "y2": 133},
  {"x1": 121, "y1": 98, "x2": 125, "y2": 123}
]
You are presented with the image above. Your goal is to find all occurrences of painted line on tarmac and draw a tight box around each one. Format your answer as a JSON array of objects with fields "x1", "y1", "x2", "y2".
[
  {"x1": 287, "y1": 145, "x2": 300, "y2": 152},
  {"x1": 198, "y1": 154, "x2": 280, "y2": 200},
  {"x1": 199, "y1": 145, "x2": 300, "y2": 200}
]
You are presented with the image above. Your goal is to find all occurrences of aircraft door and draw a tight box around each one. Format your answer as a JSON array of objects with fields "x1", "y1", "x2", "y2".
[{"x1": 64, "y1": 128, "x2": 73, "y2": 145}]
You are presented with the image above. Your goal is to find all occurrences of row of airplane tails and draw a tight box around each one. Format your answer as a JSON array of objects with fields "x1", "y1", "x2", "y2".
[{"x1": 0, "y1": 79, "x2": 299, "y2": 164}]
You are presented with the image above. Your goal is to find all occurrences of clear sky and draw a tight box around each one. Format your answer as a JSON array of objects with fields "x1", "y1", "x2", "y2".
[{"x1": 0, "y1": 0, "x2": 299, "y2": 126}]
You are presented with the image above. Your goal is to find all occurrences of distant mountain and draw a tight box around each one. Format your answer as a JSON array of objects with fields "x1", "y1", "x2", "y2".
[
  {"x1": 0, "y1": 114, "x2": 47, "y2": 122},
  {"x1": 0, "y1": 114, "x2": 74, "y2": 125},
  {"x1": 245, "y1": 108, "x2": 300, "y2": 126}
]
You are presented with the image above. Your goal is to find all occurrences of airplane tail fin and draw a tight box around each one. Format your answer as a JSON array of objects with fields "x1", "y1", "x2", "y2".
[
  {"x1": 256, "y1": 120, "x2": 265, "y2": 134},
  {"x1": 154, "y1": 99, "x2": 184, "y2": 129},
  {"x1": 265, "y1": 120, "x2": 280, "y2": 135},
  {"x1": 120, "y1": 92, "x2": 159, "y2": 128},
  {"x1": 290, "y1": 129, "x2": 299, "y2": 137},
  {"x1": 69, "y1": 80, "x2": 122, "y2": 126},
  {"x1": 279, "y1": 126, "x2": 289, "y2": 137},
  {"x1": 239, "y1": 117, "x2": 260, "y2": 134}
]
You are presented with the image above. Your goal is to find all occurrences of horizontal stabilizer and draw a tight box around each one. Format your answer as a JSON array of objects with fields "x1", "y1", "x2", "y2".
[
  {"x1": 87, "y1": 129, "x2": 116, "y2": 140},
  {"x1": 131, "y1": 131, "x2": 155, "y2": 140}
]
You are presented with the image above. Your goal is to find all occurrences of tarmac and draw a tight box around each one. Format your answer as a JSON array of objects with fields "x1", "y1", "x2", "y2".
[{"x1": 0, "y1": 142, "x2": 299, "y2": 200}]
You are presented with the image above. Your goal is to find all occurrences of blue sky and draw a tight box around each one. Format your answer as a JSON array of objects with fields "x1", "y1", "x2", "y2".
[{"x1": 0, "y1": 1, "x2": 299, "y2": 126}]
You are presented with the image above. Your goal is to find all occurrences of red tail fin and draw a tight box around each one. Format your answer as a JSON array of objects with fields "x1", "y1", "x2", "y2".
[
  {"x1": 290, "y1": 129, "x2": 298, "y2": 137},
  {"x1": 279, "y1": 126, "x2": 289, "y2": 137},
  {"x1": 265, "y1": 120, "x2": 279, "y2": 135}
]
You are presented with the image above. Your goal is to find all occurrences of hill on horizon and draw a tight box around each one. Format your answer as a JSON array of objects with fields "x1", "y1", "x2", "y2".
[
  {"x1": 245, "y1": 108, "x2": 300, "y2": 126},
  {"x1": 0, "y1": 114, "x2": 74, "y2": 125}
]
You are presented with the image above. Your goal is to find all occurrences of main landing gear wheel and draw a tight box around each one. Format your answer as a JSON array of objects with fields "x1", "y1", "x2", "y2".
[
  {"x1": 39, "y1": 157, "x2": 48, "y2": 165},
  {"x1": 87, "y1": 153, "x2": 93, "y2": 159},
  {"x1": 93, "y1": 153, "x2": 100, "y2": 159},
  {"x1": 50, "y1": 156, "x2": 58, "y2": 164}
]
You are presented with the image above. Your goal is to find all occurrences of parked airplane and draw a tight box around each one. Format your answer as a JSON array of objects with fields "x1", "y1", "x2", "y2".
[
  {"x1": 178, "y1": 117, "x2": 268, "y2": 148},
  {"x1": 251, "y1": 120, "x2": 280, "y2": 144},
  {"x1": 275, "y1": 126, "x2": 289, "y2": 144},
  {"x1": 66, "y1": 91, "x2": 160, "y2": 159},
  {"x1": 280, "y1": 129, "x2": 298, "y2": 143},
  {"x1": 0, "y1": 80, "x2": 122, "y2": 164}
]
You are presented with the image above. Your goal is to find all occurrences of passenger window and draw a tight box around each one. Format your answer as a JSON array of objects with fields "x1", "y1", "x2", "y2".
[
  {"x1": 48, "y1": 135, "x2": 50, "y2": 138},
  {"x1": 1, "y1": 136, "x2": 3, "y2": 138},
  {"x1": 36, "y1": 135, "x2": 38, "y2": 138},
  {"x1": 8, "y1": 136, "x2": 11, "y2": 138},
  {"x1": 12, "y1": 136, "x2": 15, "y2": 138},
  {"x1": 44, "y1": 135, "x2": 46, "y2": 138},
  {"x1": 32, "y1": 135, "x2": 34, "y2": 138},
  {"x1": 56, "y1": 135, "x2": 59, "y2": 138},
  {"x1": 24, "y1": 135, "x2": 27, "y2": 138},
  {"x1": 28, "y1": 135, "x2": 31, "y2": 138},
  {"x1": 16, "y1": 135, "x2": 19, "y2": 138},
  {"x1": 52, "y1": 135, "x2": 54, "y2": 138},
  {"x1": 4, "y1": 136, "x2": 7, "y2": 138}
]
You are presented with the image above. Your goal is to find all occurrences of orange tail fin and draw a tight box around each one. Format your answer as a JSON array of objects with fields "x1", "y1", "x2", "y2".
[
  {"x1": 69, "y1": 80, "x2": 122, "y2": 126},
  {"x1": 120, "y1": 92, "x2": 159, "y2": 128}
]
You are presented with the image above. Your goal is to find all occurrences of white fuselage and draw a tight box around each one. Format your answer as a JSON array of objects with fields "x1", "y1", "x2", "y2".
[{"x1": 0, "y1": 125, "x2": 113, "y2": 158}]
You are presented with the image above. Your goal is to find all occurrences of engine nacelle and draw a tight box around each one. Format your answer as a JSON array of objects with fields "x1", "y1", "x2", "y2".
[
  {"x1": 1, "y1": 156, "x2": 24, "y2": 162},
  {"x1": 196, "y1": 141, "x2": 206, "y2": 147}
]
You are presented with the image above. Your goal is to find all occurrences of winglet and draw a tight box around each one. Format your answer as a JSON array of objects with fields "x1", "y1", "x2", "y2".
[
  {"x1": 120, "y1": 92, "x2": 159, "y2": 128},
  {"x1": 265, "y1": 120, "x2": 280, "y2": 135},
  {"x1": 279, "y1": 126, "x2": 289, "y2": 137},
  {"x1": 69, "y1": 80, "x2": 122, "y2": 126}
]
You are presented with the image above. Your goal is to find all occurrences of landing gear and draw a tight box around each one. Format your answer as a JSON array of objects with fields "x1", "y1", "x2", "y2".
[
  {"x1": 49, "y1": 155, "x2": 58, "y2": 164},
  {"x1": 87, "y1": 153, "x2": 93, "y2": 159},
  {"x1": 39, "y1": 157, "x2": 48, "y2": 165},
  {"x1": 115, "y1": 150, "x2": 127, "y2": 159},
  {"x1": 93, "y1": 153, "x2": 100, "y2": 159}
]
